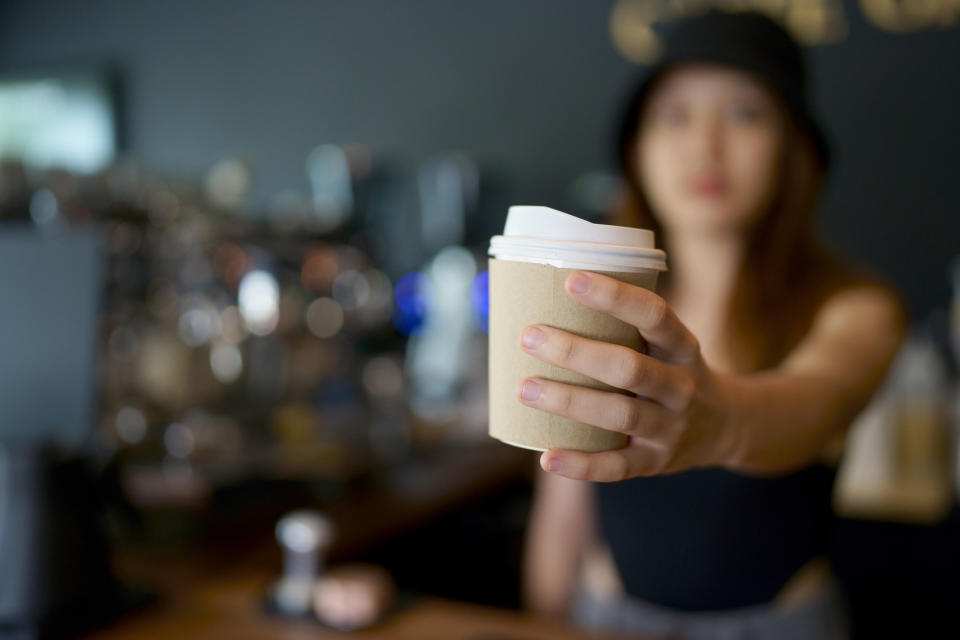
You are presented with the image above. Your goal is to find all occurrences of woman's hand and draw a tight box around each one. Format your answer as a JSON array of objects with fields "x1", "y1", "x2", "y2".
[{"x1": 518, "y1": 270, "x2": 738, "y2": 482}]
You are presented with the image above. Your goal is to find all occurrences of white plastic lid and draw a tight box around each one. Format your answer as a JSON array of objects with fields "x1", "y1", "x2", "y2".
[{"x1": 489, "y1": 206, "x2": 667, "y2": 272}]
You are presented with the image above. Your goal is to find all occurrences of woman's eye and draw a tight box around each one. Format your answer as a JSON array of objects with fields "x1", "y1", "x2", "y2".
[
  {"x1": 658, "y1": 106, "x2": 687, "y2": 127},
  {"x1": 728, "y1": 104, "x2": 761, "y2": 123}
]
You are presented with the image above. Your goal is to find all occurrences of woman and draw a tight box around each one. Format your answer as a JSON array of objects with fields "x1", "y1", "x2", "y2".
[{"x1": 522, "y1": 10, "x2": 904, "y2": 639}]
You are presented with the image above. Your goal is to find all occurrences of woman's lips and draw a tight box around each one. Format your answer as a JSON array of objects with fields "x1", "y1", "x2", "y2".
[{"x1": 690, "y1": 176, "x2": 727, "y2": 197}]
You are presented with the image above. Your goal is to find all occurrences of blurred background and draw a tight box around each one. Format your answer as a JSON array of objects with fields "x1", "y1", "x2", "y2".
[{"x1": 0, "y1": 1, "x2": 958, "y2": 638}]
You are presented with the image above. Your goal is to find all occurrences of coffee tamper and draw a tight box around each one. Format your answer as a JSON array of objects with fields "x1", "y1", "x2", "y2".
[{"x1": 270, "y1": 509, "x2": 335, "y2": 616}]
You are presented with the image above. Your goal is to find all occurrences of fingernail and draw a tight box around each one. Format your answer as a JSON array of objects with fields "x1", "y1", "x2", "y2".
[
  {"x1": 546, "y1": 456, "x2": 563, "y2": 473},
  {"x1": 520, "y1": 379, "x2": 540, "y2": 402},
  {"x1": 521, "y1": 327, "x2": 543, "y2": 349},
  {"x1": 568, "y1": 273, "x2": 591, "y2": 294}
]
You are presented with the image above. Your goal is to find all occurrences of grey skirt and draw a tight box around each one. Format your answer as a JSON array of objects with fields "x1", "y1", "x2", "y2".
[{"x1": 571, "y1": 584, "x2": 851, "y2": 640}]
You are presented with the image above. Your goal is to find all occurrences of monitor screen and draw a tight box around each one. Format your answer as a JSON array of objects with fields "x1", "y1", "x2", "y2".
[{"x1": 0, "y1": 70, "x2": 118, "y2": 174}]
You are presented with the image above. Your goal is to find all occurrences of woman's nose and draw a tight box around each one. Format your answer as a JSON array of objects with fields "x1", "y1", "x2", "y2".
[{"x1": 689, "y1": 117, "x2": 724, "y2": 164}]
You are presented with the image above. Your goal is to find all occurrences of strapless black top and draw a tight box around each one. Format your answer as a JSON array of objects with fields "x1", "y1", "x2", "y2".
[{"x1": 594, "y1": 464, "x2": 837, "y2": 611}]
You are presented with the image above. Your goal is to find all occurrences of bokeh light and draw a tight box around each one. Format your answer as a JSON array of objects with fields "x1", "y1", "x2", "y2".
[
  {"x1": 362, "y1": 355, "x2": 405, "y2": 399},
  {"x1": 428, "y1": 245, "x2": 476, "y2": 289},
  {"x1": 332, "y1": 269, "x2": 370, "y2": 310},
  {"x1": 305, "y1": 297, "x2": 344, "y2": 339},
  {"x1": 218, "y1": 305, "x2": 248, "y2": 344},
  {"x1": 29, "y1": 187, "x2": 59, "y2": 226},
  {"x1": 392, "y1": 271, "x2": 432, "y2": 336},
  {"x1": 178, "y1": 293, "x2": 220, "y2": 347},
  {"x1": 470, "y1": 269, "x2": 489, "y2": 333},
  {"x1": 213, "y1": 242, "x2": 248, "y2": 289},
  {"x1": 164, "y1": 422, "x2": 195, "y2": 459},
  {"x1": 115, "y1": 406, "x2": 148, "y2": 444},
  {"x1": 210, "y1": 341, "x2": 243, "y2": 384},
  {"x1": 204, "y1": 157, "x2": 251, "y2": 209},
  {"x1": 238, "y1": 269, "x2": 280, "y2": 336},
  {"x1": 300, "y1": 247, "x2": 339, "y2": 294},
  {"x1": 306, "y1": 144, "x2": 353, "y2": 231}
]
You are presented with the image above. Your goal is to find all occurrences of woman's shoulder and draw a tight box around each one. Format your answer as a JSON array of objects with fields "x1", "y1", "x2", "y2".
[
  {"x1": 769, "y1": 247, "x2": 906, "y2": 369},
  {"x1": 807, "y1": 249, "x2": 907, "y2": 330},
  {"x1": 785, "y1": 249, "x2": 908, "y2": 371},
  {"x1": 811, "y1": 284, "x2": 906, "y2": 350}
]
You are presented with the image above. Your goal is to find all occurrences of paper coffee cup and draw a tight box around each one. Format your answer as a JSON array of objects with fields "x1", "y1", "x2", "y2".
[{"x1": 488, "y1": 206, "x2": 667, "y2": 452}]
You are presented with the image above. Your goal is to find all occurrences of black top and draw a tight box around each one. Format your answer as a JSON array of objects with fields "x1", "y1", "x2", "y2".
[{"x1": 595, "y1": 465, "x2": 837, "y2": 611}]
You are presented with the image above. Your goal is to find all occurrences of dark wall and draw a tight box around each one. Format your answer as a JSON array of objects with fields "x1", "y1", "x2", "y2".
[
  {"x1": 1, "y1": 0, "x2": 957, "y2": 319},
  {"x1": 806, "y1": 3, "x2": 960, "y2": 324}
]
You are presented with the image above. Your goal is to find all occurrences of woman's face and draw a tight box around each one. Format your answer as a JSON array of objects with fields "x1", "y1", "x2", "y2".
[{"x1": 636, "y1": 64, "x2": 786, "y2": 238}]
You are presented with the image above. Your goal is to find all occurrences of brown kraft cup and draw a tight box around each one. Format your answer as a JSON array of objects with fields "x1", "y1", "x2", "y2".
[{"x1": 487, "y1": 206, "x2": 666, "y2": 452}]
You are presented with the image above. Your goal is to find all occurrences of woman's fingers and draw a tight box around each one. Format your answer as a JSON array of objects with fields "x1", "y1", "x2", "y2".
[
  {"x1": 540, "y1": 445, "x2": 666, "y2": 482},
  {"x1": 564, "y1": 271, "x2": 700, "y2": 365},
  {"x1": 518, "y1": 377, "x2": 671, "y2": 437},
  {"x1": 521, "y1": 325, "x2": 695, "y2": 412}
]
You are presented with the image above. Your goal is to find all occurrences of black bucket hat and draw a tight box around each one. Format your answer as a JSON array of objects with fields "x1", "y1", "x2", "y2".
[{"x1": 616, "y1": 9, "x2": 831, "y2": 172}]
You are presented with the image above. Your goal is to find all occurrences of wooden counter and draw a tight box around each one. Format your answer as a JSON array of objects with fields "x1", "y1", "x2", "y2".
[
  {"x1": 79, "y1": 441, "x2": 644, "y2": 639},
  {"x1": 84, "y1": 566, "x2": 640, "y2": 640}
]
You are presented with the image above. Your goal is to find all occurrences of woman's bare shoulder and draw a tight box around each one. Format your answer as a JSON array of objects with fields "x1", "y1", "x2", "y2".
[
  {"x1": 800, "y1": 246, "x2": 902, "y2": 323},
  {"x1": 816, "y1": 282, "x2": 905, "y2": 331},
  {"x1": 774, "y1": 247, "x2": 906, "y2": 373},
  {"x1": 784, "y1": 270, "x2": 906, "y2": 378},
  {"x1": 811, "y1": 251, "x2": 907, "y2": 334}
]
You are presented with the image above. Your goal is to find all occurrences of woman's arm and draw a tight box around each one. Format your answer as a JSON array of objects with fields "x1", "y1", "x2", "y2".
[
  {"x1": 517, "y1": 271, "x2": 905, "y2": 482},
  {"x1": 719, "y1": 285, "x2": 905, "y2": 474},
  {"x1": 523, "y1": 469, "x2": 596, "y2": 616}
]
